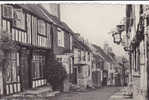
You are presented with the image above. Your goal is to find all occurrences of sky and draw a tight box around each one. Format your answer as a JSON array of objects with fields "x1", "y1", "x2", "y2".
[{"x1": 60, "y1": 4, "x2": 127, "y2": 56}]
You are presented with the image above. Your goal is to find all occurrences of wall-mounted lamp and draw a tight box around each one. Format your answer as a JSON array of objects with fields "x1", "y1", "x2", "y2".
[{"x1": 112, "y1": 31, "x2": 122, "y2": 45}]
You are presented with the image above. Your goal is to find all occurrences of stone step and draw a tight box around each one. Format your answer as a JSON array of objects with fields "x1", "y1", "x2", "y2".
[
  {"x1": 12, "y1": 86, "x2": 53, "y2": 97},
  {"x1": 25, "y1": 86, "x2": 52, "y2": 95}
]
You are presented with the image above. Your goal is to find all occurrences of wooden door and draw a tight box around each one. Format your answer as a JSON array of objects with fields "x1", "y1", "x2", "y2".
[{"x1": 20, "y1": 48, "x2": 31, "y2": 90}]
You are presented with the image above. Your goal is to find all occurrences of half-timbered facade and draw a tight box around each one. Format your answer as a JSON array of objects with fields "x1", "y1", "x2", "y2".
[{"x1": 0, "y1": 4, "x2": 53, "y2": 96}]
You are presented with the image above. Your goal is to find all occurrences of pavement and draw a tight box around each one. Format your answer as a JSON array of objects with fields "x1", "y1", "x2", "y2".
[
  {"x1": 108, "y1": 87, "x2": 133, "y2": 100},
  {"x1": 0, "y1": 86, "x2": 122, "y2": 100},
  {"x1": 51, "y1": 87, "x2": 120, "y2": 100}
]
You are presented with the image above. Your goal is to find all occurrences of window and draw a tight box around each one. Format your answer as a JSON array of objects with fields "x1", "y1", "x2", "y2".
[
  {"x1": 13, "y1": 8, "x2": 26, "y2": 30},
  {"x1": 6, "y1": 52, "x2": 20, "y2": 83},
  {"x1": 81, "y1": 51, "x2": 85, "y2": 61},
  {"x1": 70, "y1": 35, "x2": 72, "y2": 50},
  {"x1": 78, "y1": 49, "x2": 81, "y2": 61},
  {"x1": 2, "y1": 5, "x2": 13, "y2": 19},
  {"x1": 47, "y1": 23, "x2": 51, "y2": 48},
  {"x1": 12, "y1": 28, "x2": 15, "y2": 40},
  {"x1": 57, "y1": 28, "x2": 64, "y2": 47},
  {"x1": 88, "y1": 52, "x2": 90, "y2": 61},
  {"x1": 38, "y1": 20, "x2": 46, "y2": 35},
  {"x1": 38, "y1": 36, "x2": 47, "y2": 47},
  {"x1": 32, "y1": 55, "x2": 45, "y2": 79},
  {"x1": 83, "y1": 51, "x2": 86, "y2": 61},
  {"x1": 27, "y1": 14, "x2": 32, "y2": 44},
  {"x1": 78, "y1": 66, "x2": 82, "y2": 73},
  {"x1": 57, "y1": 58, "x2": 62, "y2": 62},
  {"x1": 88, "y1": 66, "x2": 90, "y2": 76},
  {"x1": 32, "y1": 16, "x2": 38, "y2": 46},
  {"x1": 2, "y1": 20, "x2": 7, "y2": 32}
]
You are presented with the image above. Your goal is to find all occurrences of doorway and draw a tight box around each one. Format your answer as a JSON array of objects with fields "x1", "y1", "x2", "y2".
[
  {"x1": 20, "y1": 48, "x2": 32, "y2": 90},
  {"x1": 73, "y1": 68, "x2": 77, "y2": 84}
]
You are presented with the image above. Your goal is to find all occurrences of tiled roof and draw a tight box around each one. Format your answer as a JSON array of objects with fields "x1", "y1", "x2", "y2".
[
  {"x1": 17, "y1": 4, "x2": 51, "y2": 23},
  {"x1": 38, "y1": 5, "x2": 74, "y2": 34},
  {"x1": 18, "y1": 4, "x2": 91, "y2": 52},
  {"x1": 93, "y1": 53, "x2": 104, "y2": 63},
  {"x1": 17, "y1": 4, "x2": 74, "y2": 35},
  {"x1": 73, "y1": 36, "x2": 92, "y2": 52},
  {"x1": 92, "y1": 44, "x2": 113, "y2": 63},
  {"x1": 38, "y1": 5, "x2": 91, "y2": 52}
]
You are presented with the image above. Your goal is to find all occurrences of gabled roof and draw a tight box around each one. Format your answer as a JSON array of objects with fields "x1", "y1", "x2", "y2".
[
  {"x1": 73, "y1": 35, "x2": 92, "y2": 52},
  {"x1": 17, "y1": 4, "x2": 91, "y2": 52},
  {"x1": 38, "y1": 5, "x2": 74, "y2": 35},
  {"x1": 92, "y1": 44, "x2": 113, "y2": 63},
  {"x1": 17, "y1": 4, "x2": 74, "y2": 36},
  {"x1": 17, "y1": 4, "x2": 51, "y2": 23}
]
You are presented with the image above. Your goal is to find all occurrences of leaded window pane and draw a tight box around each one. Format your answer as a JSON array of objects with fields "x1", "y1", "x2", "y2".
[
  {"x1": 32, "y1": 55, "x2": 45, "y2": 79},
  {"x1": 13, "y1": 9, "x2": 26, "y2": 30},
  {"x1": 38, "y1": 20, "x2": 46, "y2": 35},
  {"x1": 6, "y1": 52, "x2": 19, "y2": 83},
  {"x1": 2, "y1": 20, "x2": 7, "y2": 32}
]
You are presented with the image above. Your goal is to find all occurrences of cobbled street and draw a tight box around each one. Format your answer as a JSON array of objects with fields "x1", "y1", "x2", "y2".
[
  {"x1": 50, "y1": 87, "x2": 120, "y2": 100},
  {"x1": 3, "y1": 87, "x2": 120, "y2": 100}
]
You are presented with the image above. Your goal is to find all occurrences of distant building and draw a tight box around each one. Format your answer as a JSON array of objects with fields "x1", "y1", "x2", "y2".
[{"x1": 72, "y1": 33, "x2": 93, "y2": 88}]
